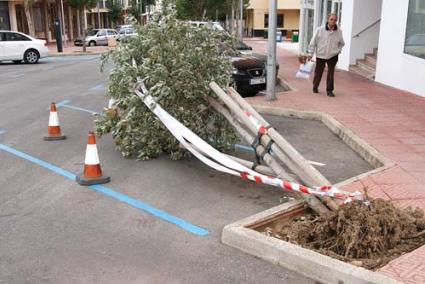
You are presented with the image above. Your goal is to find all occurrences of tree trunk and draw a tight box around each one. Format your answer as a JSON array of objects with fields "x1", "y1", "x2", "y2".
[
  {"x1": 24, "y1": 0, "x2": 35, "y2": 37},
  {"x1": 80, "y1": 6, "x2": 87, "y2": 52},
  {"x1": 230, "y1": 1, "x2": 234, "y2": 35},
  {"x1": 235, "y1": 0, "x2": 239, "y2": 38}
]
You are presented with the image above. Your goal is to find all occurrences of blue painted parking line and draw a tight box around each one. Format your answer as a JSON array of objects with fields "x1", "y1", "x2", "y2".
[
  {"x1": 89, "y1": 84, "x2": 105, "y2": 92},
  {"x1": 56, "y1": 100, "x2": 71, "y2": 108},
  {"x1": 0, "y1": 144, "x2": 209, "y2": 236},
  {"x1": 60, "y1": 104, "x2": 98, "y2": 115},
  {"x1": 55, "y1": 99, "x2": 98, "y2": 115}
]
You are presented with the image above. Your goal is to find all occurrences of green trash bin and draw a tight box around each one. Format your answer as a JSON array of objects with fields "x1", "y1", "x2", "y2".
[{"x1": 292, "y1": 31, "x2": 299, "y2": 43}]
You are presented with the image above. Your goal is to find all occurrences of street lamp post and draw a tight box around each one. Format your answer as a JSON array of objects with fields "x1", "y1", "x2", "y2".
[{"x1": 265, "y1": 0, "x2": 277, "y2": 101}]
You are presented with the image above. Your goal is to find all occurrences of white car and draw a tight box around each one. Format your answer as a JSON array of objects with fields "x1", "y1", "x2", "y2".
[
  {"x1": 74, "y1": 29, "x2": 119, "y2": 46},
  {"x1": 0, "y1": 30, "x2": 48, "y2": 64},
  {"x1": 187, "y1": 21, "x2": 225, "y2": 32},
  {"x1": 117, "y1": 26, "x2": 137, "y2": 41}
]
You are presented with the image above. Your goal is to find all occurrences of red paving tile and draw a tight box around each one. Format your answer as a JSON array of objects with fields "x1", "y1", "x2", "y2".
[
  {"x1": 245, "y1": 39, "x2": 425, "y2": 283},
  {"x1": 400, "y1": 137, "x2": 425, "y2": 145},
  {"x1": 379, "y1": 246, "x2": 425, "y2": 284},
  {"x1": 380, "y1": 184, "x2": 425, "y2": 200}
]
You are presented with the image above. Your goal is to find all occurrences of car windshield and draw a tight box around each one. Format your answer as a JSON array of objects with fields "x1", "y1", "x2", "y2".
[{"x1": 87, "y1": 29, "x2": 99, "y2": 36}]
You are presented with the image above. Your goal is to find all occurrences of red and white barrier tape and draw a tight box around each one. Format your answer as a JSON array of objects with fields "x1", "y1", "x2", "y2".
[
  {"x1": 135, "y1": 84, "x2": 363, "y2": 204},
  {"x1": 245, "y1": 111, "x2": 268, "y2": 134}
]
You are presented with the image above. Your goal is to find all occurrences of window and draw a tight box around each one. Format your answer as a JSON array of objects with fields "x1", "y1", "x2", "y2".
[
  {"x1": 107, "y1": 30, "x2": 117, "y2": 35},
  {"x1": 97, "y1": 30, "x2": 106, "y2": 36},
  {"x1": 404, "y1": 0, "x2": 425, "y2": 59},
  {"x1": 4, "y1": 32, "x2": 31, "y2": 41},
  {"x1": 264, "y1": 14, "x2": 284, "y2": 28}
]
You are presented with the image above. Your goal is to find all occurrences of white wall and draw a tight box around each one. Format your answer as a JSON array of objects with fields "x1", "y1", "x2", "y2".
[
  {"x1": 339, "y1": 0, "x2": 354, "y2": 70},
  {"x1": 350, "y1": 0, "x2": 382, "y2": 63},
  {"x1": 376, "y1": 0, "x2": 425, "y2": 96},
  {"x1": 339, "y1": 0, "x2": 382, "y2": 70}
]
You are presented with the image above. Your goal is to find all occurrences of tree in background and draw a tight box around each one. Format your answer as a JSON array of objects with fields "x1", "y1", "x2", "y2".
[
  {"x1": 68, "y1": 0, "x2": 98, "y2": 52},
  {"x1": 107, "y1": 0, "x2": 124, "y2": 27},
  {"x1": 176, "y1": 0, "x2": 249, "y2": 22},
  {"x1": 127, "y1": 0, "x2": 143, "y2": 23},
  {"x1": 23, "y1": 0, "x2": 35, "y2": 37}
]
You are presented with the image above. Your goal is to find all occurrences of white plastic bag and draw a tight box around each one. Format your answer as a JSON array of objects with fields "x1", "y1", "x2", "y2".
[{"x1": 296, "y1": 61, "x2": 316, "y2": 79}]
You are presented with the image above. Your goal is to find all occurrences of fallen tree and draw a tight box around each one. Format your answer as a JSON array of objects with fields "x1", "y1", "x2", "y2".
[{"x1": 96, "y1": 3, "x2": 238, "y2": 160}]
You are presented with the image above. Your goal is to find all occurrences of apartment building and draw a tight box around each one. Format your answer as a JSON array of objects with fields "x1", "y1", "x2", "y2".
[{"x1": 246, "y1": 0, "x2": 300, "y2": 38}]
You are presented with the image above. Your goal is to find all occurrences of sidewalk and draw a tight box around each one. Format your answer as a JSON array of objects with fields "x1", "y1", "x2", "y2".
[
  {"x1": 245, "y1": 38, "x2": 425, "y2": 284},
  {"x1": 47, "y1": 41, "x2": 111, "y2": 56}
]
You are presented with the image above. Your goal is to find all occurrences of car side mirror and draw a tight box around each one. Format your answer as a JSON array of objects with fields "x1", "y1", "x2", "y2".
[{"x1": 249, "y1": 47, "x2": 253, "y2": 50}]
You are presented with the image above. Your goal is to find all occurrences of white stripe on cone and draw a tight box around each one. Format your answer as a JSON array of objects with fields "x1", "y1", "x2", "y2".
[
  {"x1": 85, "y1": 144, "x2": 100, "y2": 165},
  {"x1": 48, "y1": 112, "x2": 60, "y2": 126}
]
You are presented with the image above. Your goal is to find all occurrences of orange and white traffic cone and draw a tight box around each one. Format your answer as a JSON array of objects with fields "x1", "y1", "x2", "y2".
[
  {"x1": 76, "y1": 131, "x2": 110, "y2": 186},
  {"x1": 43, "y1": 102, "x2": 66, "y2": 141}
]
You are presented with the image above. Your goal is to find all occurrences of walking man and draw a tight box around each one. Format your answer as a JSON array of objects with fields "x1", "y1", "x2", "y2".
[{"x1": 308, "y1": 13, "x2": 345, "y2": 97}]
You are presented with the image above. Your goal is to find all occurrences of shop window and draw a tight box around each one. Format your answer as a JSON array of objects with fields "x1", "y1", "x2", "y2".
[
  {"x1": 404, "y1": 0, "x2": 425, "y2": 59},
  {"x1": 264, "y1": 14, "x2": 284, "y2": 28}
]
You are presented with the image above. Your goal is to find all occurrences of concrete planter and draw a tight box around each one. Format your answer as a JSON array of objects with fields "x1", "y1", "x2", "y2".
[{"x1": 222, "y1": 200, "x2": 400, "y2": 284}]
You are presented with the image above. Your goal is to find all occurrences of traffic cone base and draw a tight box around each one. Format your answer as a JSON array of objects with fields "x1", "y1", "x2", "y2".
[
  {"x1": 76, "y1": 173, "x2": 110, "y2": 186},
  {"x1": 43, "y1": 134, "x2": 66, "y2": 141}
]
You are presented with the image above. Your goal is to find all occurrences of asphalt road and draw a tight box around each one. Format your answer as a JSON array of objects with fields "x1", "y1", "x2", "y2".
[{"x1": 0, "y1": 56, "x2": 316, "y2": 283}]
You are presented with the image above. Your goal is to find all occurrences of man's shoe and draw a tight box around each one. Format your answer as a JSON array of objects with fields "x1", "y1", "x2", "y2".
[
  {"x1": 313, "y1": 88, "x2": 319, "y2": 94},
  {"x1": 327, "y1": 91, "x2": 335, "y2": 97}
]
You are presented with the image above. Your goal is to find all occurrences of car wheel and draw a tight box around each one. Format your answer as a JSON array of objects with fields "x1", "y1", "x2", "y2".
[
  {"x1": 23, "y1": 49, "x2": 39, "y2": 64},
  {"x1": 89, "y1": 41, "x2": 96, "y2": 47},
  {"x1": 13, "y1": 60, "x2": 22, "y2": 64}
]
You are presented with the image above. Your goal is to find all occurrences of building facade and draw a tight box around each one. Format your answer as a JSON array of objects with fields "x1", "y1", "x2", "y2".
[
  {"x1": 299, "y1": 0, "x2": 425, "y2": 96},
  {"x1": 246, "y1": 0, "x2": 300, "y2": 38},
  {"x1": 0, "y1": 0, "x2": 158, "y2": 42},
  {"x1": 1, "y1": 0, "x2": 85, "y2": 42}
]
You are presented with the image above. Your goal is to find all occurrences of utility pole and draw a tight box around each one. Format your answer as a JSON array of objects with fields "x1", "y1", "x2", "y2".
[
  {"x1": 265, "y1": 0, "x2": 277, "y2": 101},
  {"x1": 239, "y1": 0, "x2": 243, "y2": 41},
  {"x1": 60, "y1": 0, "x2": 67, "y2": 47}
]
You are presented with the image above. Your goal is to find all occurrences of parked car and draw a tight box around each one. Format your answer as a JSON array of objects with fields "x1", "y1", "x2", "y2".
[
  {"x1": 188, "y1": 21, "x2": 225, "y2": 32},
  {"x1": 116, "y1": 25, "x2": 137, "y2": 41},
  {"x1": 74, "y1": 29, "x2": 119, "y2": 46},
  {"x1": 0, "y1": 30, "x2": 48, "y2": 64},
  {"x1": 230, "y1": 40, "x2": 279, "y2": 97}
]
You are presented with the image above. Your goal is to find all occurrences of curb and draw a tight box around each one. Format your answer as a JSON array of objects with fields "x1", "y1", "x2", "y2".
[
  {"x1": 47, "y1": 51, "x2": 107, "y2": 57},
  {"x1": 222, "y1": 200, "x2": 401, "y2": 284}
]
